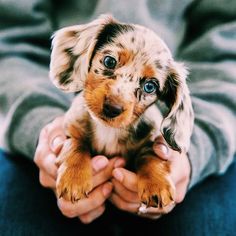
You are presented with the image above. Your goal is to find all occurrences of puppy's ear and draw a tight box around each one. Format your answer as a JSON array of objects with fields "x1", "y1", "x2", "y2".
[
  {"x1": 160, "y1": 61, "x2": 194, "y2": 153},
  {"x1": 49, "y1": 15, "x2": 115, "y2": 92}
]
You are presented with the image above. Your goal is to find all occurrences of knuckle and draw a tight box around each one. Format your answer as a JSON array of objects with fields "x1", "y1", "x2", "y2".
[
  {"x1": 117, "y1": 200, "x2": 125, "y2": 210},
  {"x1": 58, "y1": 202, "x2": 76, "y2": 218},
  {"x1": 79, "y1": 215, "x2": 92, "y2": 224},
  {"x1": 34, "y1": 147, "x2": 42, "y2": 165},
  {"x1": 181, "y1": 164, "x2": 189, "y2": 178},
  {"x1": 175, "y1": 194, "x2": 184, "y2": 203},
  {"x1": 33, "y1": 153, "x2": 40, "y2": 165},
  {"x1": 35, "y1": 153, "x2": 46, "y2": 169},
  {"x1": 90, "y1": 192, "x2": 104, "y2": 209},
  {"x1": 98, "y1": 205, "x2": 106, "y2": 216},
  {"x1": 39, "y1": 125, "x2": 49, "y2": 138},
  {"x1": 62, "y1": 211, "x2": 75, "y2": 218},
  {"x1": 39, "y1": 172, "x2": 49, "y2": 188},
  {"x1": 90, "y1": 199, "x2": 100, "y2": 210}
]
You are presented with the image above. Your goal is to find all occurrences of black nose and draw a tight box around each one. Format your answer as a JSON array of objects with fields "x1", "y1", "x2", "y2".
[{"x1": 103, "y1": 102, "x2": 124, "y2": 118}]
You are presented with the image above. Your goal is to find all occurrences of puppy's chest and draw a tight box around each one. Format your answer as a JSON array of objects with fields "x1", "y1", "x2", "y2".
[
  {"x1": 88, "y1": 106, "x2": 163, "y2": 158},
  {"x1": 91, "y1": 122, "x2": 127, "y2": 157},
  {"x1": 90, "y1": 119, "x2": 159, "y2": 159}
]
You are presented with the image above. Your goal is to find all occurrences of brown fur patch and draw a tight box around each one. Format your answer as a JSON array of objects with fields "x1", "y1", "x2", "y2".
[
  {"x1": 133, "y1": 103, "x2": 145, "y2": 117},
  {"x1": 56, "y1": 138, "x2": 92, "y2": 202},
  {"x1": 137, "y1": 155, "x2": 175, "y2": 208},
  {"x1": 84, "y1": 73, "x2": 135, "y2": 128},
  {"x1": 142, "y1": 65, "x2": 155, "y2": 78},
  {"x1": 118, "y1": 49, "x2": 133, "y2": 66}
]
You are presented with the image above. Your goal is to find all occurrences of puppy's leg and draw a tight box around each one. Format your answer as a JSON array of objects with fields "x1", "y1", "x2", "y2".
[
  {"x1": 55, "y1": 94, "x2": 93, "y2": 202},
  {"x1": 136, "y1": 147, "x2": 175, "y2": 212},
  {"x1": 56, "y1": 137, "x2": 92, "y2": 203}
]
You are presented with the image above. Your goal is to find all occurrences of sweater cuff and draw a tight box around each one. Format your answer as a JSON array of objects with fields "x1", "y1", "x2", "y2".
[{"x1": 9, "y1": 106, "x2": 65, "y2": 160}]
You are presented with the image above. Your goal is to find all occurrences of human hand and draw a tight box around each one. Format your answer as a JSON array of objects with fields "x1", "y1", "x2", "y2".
[
  {"x1": 109, "y1": 136, "x2": 191, "y2": 219},
  {"x1": 34, "y1": 116, "x2": 125, "y2": 223}
]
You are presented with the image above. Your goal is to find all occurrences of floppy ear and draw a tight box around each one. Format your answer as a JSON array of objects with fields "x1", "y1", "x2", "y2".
[
  {"x1": 49, "y1": 15, "x2": 115, "y2": 92},
  {"x1": 160, "y1": 61, "x2": 194, "y2": 153}
]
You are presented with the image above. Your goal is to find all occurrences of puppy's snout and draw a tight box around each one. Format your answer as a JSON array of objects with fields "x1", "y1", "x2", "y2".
[{"x1": 103, "y1": 101, "x2": 124, "y2": 118}]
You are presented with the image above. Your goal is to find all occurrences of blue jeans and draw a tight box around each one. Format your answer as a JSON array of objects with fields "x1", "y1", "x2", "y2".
[{"x1": 0, "y1": 149, "x2": 235, "y2": 236}]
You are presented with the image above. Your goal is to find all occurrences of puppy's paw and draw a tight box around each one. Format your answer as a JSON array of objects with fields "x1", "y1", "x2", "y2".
[
  {"x1": 138, "y1": 175, "x2": 175, "y2": 213},
  {"x1": 56, "y1": 163, "x2": 92, "y2": 203}
]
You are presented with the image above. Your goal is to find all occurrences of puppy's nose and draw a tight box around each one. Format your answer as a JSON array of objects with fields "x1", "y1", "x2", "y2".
[{"x1": 103, "y1": 101, "x2": 124, "y2": 118}]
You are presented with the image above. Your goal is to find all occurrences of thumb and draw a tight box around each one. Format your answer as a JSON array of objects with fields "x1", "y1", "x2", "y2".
[
  {"x1": 50, "y1": 135, "x2": 66, "y2": 154},
  {"x1": 153, "y1": 136, "x2": 170, "y2": 161}
]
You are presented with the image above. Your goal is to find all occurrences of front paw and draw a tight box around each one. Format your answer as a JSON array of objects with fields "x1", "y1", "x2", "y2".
[
  {"x1": 56, "y1": 163, "x2": 92, "y2": 203},
  {"x1": 138, "y1": 175, "x2": 175, "y2": 213}
]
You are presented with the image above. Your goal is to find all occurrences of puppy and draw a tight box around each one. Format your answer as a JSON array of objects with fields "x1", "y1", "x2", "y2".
[{"x1": 49, "y1": 15, "x2": 194, "y2": 212}]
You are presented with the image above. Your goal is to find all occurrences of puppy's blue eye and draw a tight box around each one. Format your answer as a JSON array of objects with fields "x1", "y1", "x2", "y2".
[
  {"x1": 143, "y1": 81, "x2": 157, "y2": 94},
  {"x1": 103, "y1": 56, "x2": 117, "y2": 69}
]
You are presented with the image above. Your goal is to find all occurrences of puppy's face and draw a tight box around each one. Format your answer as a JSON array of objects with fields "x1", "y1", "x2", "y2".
[
  {"x1": 84, "y1": 24, "x2": 171, "y2": 128},
  {"x1": 50, "y1": 15, "x2": 194, "y2": 152}
]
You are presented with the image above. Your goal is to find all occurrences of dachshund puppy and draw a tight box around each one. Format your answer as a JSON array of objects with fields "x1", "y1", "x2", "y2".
[{"x1": 50, "y1": 15, "x2": 194, "y2": 212}]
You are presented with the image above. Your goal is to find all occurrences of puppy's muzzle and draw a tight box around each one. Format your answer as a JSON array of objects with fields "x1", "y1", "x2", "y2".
[{"x1": 103, "y1": 100, "x2": 124, "y2": 118}]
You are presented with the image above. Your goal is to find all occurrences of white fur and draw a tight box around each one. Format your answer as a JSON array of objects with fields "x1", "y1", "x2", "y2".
[{"x1": 92, "y1": 120, "x2": 127, "y2": 156}]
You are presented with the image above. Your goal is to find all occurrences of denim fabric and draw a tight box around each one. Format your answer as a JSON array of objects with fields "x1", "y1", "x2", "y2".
[{"x1": 0, "y1": 149, "x2": 235, "y2": 236}]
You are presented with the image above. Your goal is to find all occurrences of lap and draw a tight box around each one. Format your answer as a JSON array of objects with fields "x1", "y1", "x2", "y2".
[{"x1": 0, "y1": 150, "x2": 235, "y2": 236}]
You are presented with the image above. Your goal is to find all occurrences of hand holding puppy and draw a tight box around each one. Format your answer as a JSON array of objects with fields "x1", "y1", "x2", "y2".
[
  {"x1": 34, "y1": 116, "x2": 125, "y2": 224},
  {"x1": 34, "y1": 116, "x2": 190, "y2": 222},
  {"x1": 109, "y1": 136, "x2": 191, "y2": 219}
]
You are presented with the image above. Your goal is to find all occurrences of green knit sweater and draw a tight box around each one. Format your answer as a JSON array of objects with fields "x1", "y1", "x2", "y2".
[{"x1": 0, "y1": 0, "x2": 235, "y2": 188}]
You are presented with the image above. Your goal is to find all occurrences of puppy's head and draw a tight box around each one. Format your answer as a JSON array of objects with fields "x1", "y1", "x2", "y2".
[{"x1": 50, "y1": 15, "x2": 194, "y2": 152}]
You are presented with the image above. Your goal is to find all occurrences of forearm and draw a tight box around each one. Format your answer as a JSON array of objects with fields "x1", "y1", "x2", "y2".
[
  {"x1": 0, "y1": 57, "x2": 71, "y2": 159},
  {"x1": 178, "y1": 0, "x2": 236, "y2": 188},
  {"x1": 189, "y1": 81, "x2": 236, "y2": 187}
]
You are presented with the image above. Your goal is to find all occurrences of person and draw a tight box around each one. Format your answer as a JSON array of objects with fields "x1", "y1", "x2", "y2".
[{"x1": 0, "y1": 0, "x2": 235, "y2": 235}]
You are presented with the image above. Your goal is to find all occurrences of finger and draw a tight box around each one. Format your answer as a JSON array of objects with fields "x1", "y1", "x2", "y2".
[
  {"x1": 170, "y1": 152, "x2": 190, "y2": 185},
  {"x1": 57, "y1": 182, "x2": 112, "y2": 218},
  {"x1": 39, "y1": 171, "x2": 56, "y2": 189},
  {"x1": 37, "y1": 125, "x2": 52, "y2": 147},
  {"x1": 34, "y1": 139, "x2": 58, "y2": 180},
  {"x1": 34, "y1": 126, "x2": 52, "y2": 166},
  {"x1": 92, "y1": 155, "x2": 109, "y2": 174},
  {"x1": 138, "y1": 213, "x2": 162, "y2": 220},
  {"x1": 39, "y1": 153, "x2": 58, "y2": 180},
  {"x1": 50, "y1": 135, "x2": 66, "y2": 154},
  {"x1": 138, "y1": 201, "x2": 176, "y2": 215},
  {"x1": 79, "y1": 205, "x2": 105, "y2": 224},
  {"x1": 92, "y1": 157, "x2": 125, "y2": 188},
  {"x1": 112, "y1": 168, "x2": 138, "y2": 192},
  {"x1": 42, "y1": 116, "x2": 66, "y2": 154},
  {"x1": 153, "y1": 136, "x2": 171, "y2": 161},
  {"x1": 175, "y1": 179, "x2": 188, "y2": 203},
  {"x1": 111, "y1": 178, "x2": 139, "y2": 203},
  {"x1": 38, "y1": 126, "x2": 49, "y2": 143},
  {"x1": 109, "y1": 193, "x2": 140, "y2": 213}
]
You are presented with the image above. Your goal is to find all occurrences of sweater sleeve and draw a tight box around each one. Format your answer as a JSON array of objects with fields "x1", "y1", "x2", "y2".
[
  {"x1": 0, "y1": 0, "x2": 71, "y2": 159},
  {"x1": 178, "y1": 0, "x2": 236, "y2": 188}
]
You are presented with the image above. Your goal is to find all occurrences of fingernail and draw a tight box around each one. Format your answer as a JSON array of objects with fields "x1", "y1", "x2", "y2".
[
  {"x1": 102, "y1": 182, "x2": 113, "y2": 197},
  {"x1": 159, "y1": 144, "x2": 169, "y2": 155},
  {"x1": 114, "y1": 158, "x2": 125, "y2": 168},
  {"x1": 93, "y1": 156, "x2": 109, "y2": 172},
  {"x1": 113, "y1": 169, "x2": 123, "y2": 182},
  {"x1": 51, "y1": 136, "x2": 64, "y2": 150},
  {"x1": 155, "y1": 143, "x2": 169, "y2": 155}
]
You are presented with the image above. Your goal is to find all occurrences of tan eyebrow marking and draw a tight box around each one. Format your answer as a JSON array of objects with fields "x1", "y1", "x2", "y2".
[
  {"x1": 118, "y1": 49, "x2": 133, "y2": 66},
  {"x1": 142, "y1": 65, "x2": 155, "y2": 78},
  {"x1": 103, "y1": 49, "x2": 112, "y2": 55}
]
